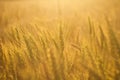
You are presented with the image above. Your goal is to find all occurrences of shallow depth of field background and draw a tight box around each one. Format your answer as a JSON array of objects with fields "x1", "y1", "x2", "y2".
[{"x1": 0, "y1": 0, "x2": 120, "y2": 80}]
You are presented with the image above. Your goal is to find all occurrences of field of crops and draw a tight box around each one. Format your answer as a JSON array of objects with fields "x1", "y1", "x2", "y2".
[{"x1": 0, "y1": 0, "x2": 120, "y2": 80}]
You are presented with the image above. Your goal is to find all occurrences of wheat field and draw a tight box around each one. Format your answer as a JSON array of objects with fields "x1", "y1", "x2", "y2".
[{"x1": 0, "y1": 0, "x2": 120, "y2": 80}]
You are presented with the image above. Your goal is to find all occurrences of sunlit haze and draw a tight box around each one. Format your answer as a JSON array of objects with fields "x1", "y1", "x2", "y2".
[{"x1": 0, "y1": 0, "x2": 120, "y2": 80}]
